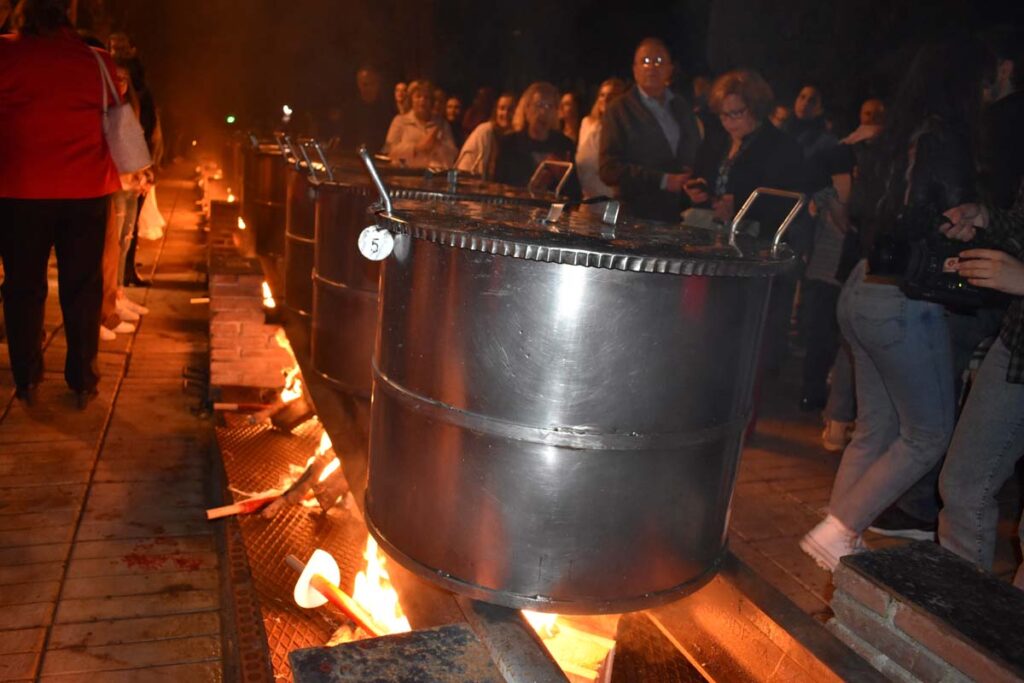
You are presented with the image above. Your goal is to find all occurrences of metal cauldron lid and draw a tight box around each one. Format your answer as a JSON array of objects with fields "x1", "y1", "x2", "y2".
[
  {"x1": 319, "y1": 166, "x2": 548, "y2": 205},
  {"x1": 375, "y1": 199, "x2": 797, "y2": 277}
]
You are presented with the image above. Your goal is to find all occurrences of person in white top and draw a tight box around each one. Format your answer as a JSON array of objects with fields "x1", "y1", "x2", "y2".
[
  {"x1": 382, "y1": 80, "x2": 458, "y2": 169},
  {"x1": 576, "y1": 78, "x2": 626, "y2": 198},
  {"x1": 455, "y1": 92, "x2": 515, "y2": 179}
]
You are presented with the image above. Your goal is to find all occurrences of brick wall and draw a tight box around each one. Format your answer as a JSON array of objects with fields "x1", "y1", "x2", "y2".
[{"x1": 829, "y1": 543, "x2": 1024, "y2": 683}]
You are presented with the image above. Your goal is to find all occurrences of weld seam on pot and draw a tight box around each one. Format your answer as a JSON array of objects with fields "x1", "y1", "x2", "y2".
[
  {"x1": 371, "y1": 362, "x2": 750, "y2": 451},
  {"x1": 311, "y1": 271, "x2": 377, "y2": 295}
]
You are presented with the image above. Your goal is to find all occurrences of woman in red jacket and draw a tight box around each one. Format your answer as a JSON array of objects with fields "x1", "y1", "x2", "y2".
[{"x1": 0, "y1": 0, "x2": 121, "y2": 407}]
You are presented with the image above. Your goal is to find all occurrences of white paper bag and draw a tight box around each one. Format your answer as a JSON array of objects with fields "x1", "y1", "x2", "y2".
[{"x1": 137, "y1": 189, "x2": 166, "y2": 240}]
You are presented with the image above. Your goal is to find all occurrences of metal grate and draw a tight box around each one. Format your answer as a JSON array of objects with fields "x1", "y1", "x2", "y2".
[{"x1": 216, "y1": 416, "x2": 370, "y2": 680}]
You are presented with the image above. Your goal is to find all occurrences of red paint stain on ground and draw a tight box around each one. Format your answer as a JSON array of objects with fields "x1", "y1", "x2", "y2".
[
  {"x1": 122, "y1": 553, "x2": 170, "y2": 570},
  {"x1": 173, "y1": 557, "x2": 203, "y2": 571}
]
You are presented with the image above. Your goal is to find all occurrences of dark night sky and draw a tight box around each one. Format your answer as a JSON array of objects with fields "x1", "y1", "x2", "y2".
[{"x1": 93, "y1": 0, "x2": 1023, "y2": 148}]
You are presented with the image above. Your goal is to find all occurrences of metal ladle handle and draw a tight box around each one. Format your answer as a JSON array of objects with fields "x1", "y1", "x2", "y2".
[
  {"x1": 292, "y1": 138, "x2": 319, "y2": 182},
  {"x1": 729, "y1": 187, "x2": 806, "y2": 256},
  {"x1": 359, "y1": 145, "x2": 393, "y2": 216}
]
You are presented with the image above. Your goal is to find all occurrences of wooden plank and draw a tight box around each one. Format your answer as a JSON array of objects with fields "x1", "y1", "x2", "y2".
[
  {"x1": 40, "y1": 661, "x2": 222, "y2": 682},
  {"x1": 40, "y1": 635, "x2": 220, "y2": 675},
  {"x1": 0, "y1": 562, "x2": 65, "y2": 585},
  {"x1": 61, "y1": 570, "x2": 219, "y2": 599},
  {"x1": 66, "y1": 551, "x2": 218, "y2": 579},
  {"x1": 48, "y1": 611, "x2": 220, "y2": 649},
  {"x1": 55, "y1": 589, "x2": 219, "y2": 623},
  {"x1": 71, "y1": 536, "x2": 214, "y2": 561},
  {"x1": 0, "y1": 581, "x2": 61, "y2": 607},
  {"x1": 0, "y1": 543, "x2": 69, "y2": 566},
  {"x1": 0, "y1": 602, "x2": 55, "y2": 630},
  {"x1": 0, "y1": 526, "x2": 73, "y2": 549},
  {"x1": 75, "y1": 519, "x2": 211, "y2": 543},
  {"x1": 0, "y1": 626, "x2": 46, "y2": 655}
]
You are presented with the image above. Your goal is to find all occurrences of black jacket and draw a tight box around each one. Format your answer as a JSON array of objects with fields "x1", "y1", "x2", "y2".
[
  {"x1": 692, "y1": 122, "x2": 809, "y2": 243},
  {"x1": 494, "y1": 130, "x2": 580, "y2": 199},
  {"x1": 979, "y1": 90, "x2": 1024, "y2": 209},
  {"x1": 599, "y1": 86, "x2": 701, "y2": 222}
]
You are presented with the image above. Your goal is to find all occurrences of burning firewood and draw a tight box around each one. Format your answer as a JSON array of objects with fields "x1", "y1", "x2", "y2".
[
  {"x1": 287, "y1": 550, "x2": 384, "y2": 637},
  {"x1": 246, "y1": 331, "x2": 316, "y2": 431},
  {"x1": 206, "y1": 491, "x2": 282, "y2": 519},
  {"x1": 262, "y1": 431, "x2": 351, "y2": 518}
]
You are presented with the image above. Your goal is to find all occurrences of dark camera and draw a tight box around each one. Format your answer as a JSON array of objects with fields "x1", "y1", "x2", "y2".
[{"x1": 868, "y1": 207, "x2": 1006, "y2": 309}]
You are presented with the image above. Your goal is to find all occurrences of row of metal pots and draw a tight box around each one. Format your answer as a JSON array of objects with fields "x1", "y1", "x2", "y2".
[{"x1": 240, "y1": 138, "x2": 802, "y2": 614}]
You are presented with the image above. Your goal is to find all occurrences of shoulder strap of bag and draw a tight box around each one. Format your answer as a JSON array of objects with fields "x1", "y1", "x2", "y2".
[{"x1": 89, "y1": 48, "x2": 119, "y2": 114}]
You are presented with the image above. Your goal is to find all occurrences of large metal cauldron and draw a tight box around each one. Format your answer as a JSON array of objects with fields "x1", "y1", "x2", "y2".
[
  {"x1": 241, "y1": 141, "x2": 287, "y2": 257},
  {"x1": 311, "y1": 168, "x2": 546, "y2": 400},
  {"x1": 284, "y1": 163, "x2": 317, "y2": 323},
  {"x1": 362, "y1": 184, "x2": 801, "y2": 614}
]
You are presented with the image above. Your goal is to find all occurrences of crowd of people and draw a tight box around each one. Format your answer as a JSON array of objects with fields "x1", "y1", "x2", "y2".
[
  {"x1": 2, "y1": 0, "x2": 1023, "y2": 592},
  {"x1": 0, "y1": 0, "x2": 159, "y2": 408},
  {"x1": 324, "y1": 31, "x2": 1024, "y2": 590}
]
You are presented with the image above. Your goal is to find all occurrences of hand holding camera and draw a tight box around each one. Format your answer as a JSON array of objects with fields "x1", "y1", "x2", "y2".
[{"x1": 953, "y1": 249, "x2": 1024, "y2": 296}]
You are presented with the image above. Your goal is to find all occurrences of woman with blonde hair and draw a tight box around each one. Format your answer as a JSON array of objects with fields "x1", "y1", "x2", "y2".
[
  {"x1": 496, "y1": 82, "x2": 579, "y2": 197},
  {"x1": 577, "y1": 77, "x2": 626, "y2": 198},
  {"x1": 382, "y1": 79, "x2": 458, "y2": 169}
]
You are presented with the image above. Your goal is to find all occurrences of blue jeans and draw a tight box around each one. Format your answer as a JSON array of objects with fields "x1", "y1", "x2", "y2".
[
  {"x1": 829, "y1": 261, "x2": 956, "y2": 532},
  {"x1": 939, "y1": 336, "x2": 1024, "y2": 584}
]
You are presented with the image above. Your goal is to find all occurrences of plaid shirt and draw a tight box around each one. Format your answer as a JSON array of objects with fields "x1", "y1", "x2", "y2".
[{"x1": 984, "y1": 186, "x2": 1024, "y2": 383}]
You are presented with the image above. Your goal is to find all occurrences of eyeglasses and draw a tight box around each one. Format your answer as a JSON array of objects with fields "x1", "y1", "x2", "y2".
[
  {"x1": 719, "y1": 107, "x2": 749, "y2": 121},
  {"x1": 530, "y1": 100, "x2": 554, "y2": 111},
  {"x1": 636, "y1": 56, "x2": 668, "y2": 69}
]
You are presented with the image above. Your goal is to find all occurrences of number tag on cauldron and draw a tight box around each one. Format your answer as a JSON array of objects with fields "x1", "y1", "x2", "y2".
[{"x1": 358, "y1": 226, "x2": 395, "y2": 261}]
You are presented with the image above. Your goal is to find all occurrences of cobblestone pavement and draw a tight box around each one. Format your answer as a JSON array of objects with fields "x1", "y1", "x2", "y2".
[{"x1": 0, "y1": 173, "x2": 225, "y2": 681}]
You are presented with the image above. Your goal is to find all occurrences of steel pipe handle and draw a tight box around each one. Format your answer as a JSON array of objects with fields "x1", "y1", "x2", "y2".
[
  {"x1": 307, "y1": 139, "x2": 334, "y2": 182},
  {"x1": 359, "y1": 145, "x2": 393, "y2": 216},
  {"x1": 728, "y1": 187, "x2": 806, "y2": 256}
]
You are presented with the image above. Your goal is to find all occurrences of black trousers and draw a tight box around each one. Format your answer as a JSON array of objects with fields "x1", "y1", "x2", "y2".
[{"x1": 0, "y1": 196, "x2": 108, "y2": 391}]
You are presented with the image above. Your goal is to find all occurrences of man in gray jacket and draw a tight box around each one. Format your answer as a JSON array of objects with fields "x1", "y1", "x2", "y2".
[{"x1": 599, "y1": 37, "x2": 702, "y2": 222}]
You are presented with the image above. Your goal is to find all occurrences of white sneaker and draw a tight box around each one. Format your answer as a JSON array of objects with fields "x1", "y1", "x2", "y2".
[
  {"x1": 100, "y1": 326, "x2": 117, "y2": 341},
  {"x1": 112, "y1": 321, "x2": 136, "y2": 334},
  {"x1": 800, "y1": 514, "x2": 863, "y2": 572},
  {"x1": 115, "y1": 304, "x2": 140, "y2": 322},
  {"x1": 119, "y1": 298, "x2": 149, "y2": 316},
  {"x1": 822, "y1": 420, "x2": 853, "y2": 452}
]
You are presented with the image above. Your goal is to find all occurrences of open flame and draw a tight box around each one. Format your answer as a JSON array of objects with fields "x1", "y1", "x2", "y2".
[
  {"x1": 352, "y1": 536, "x2": 411, "y2": 634},
  {"x1": 238, "y1": 216, "x2": 247, "y2": 230},
  {"x1": 280, "y1": 366, "x2": 303, "y2": 403},
  {"x1": 262, "y1": 281, "x2": 276, "y2": 309},
  {"x1": 226, "y1": 187, "x2": 236, "y2": 203},
  {"x1": 523, "y1": 610, "x2": 617, "y2": 681}
]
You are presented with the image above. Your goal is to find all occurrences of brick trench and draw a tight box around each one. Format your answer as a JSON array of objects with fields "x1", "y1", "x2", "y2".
[
  {"x1": 0, "y1": 168, "x2": 225, "y2": 681},
  {"x1": 1, "y1": 164, "x2": 1020, "y2": 680}
]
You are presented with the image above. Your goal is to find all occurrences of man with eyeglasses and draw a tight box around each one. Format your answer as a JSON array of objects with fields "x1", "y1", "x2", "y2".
[{"x1": 599, "y1": 37, "x2": 702, "y2": 221}]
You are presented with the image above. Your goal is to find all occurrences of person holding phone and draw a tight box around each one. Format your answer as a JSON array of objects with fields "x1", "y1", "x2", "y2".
[{"x1": 382, "y1": 79, "x2": 457, "y2": 169}]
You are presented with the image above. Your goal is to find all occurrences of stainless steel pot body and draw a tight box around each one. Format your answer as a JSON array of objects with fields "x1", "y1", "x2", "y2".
[
  {"x1": 242, "y1": 146, "x2": 287, "y2": 257},
  {"x1": 312, "y1": 181, "x2": 380, "y2": 397},
  {"x1": 365, "y1": 211, "x2": 784, "y2": 613},
  {"x1": 284, "y1": 166, "x2": 317, "y2": 321},
  {"x1": 312, "y1": 174, "x2": 546, "y2": 398}
]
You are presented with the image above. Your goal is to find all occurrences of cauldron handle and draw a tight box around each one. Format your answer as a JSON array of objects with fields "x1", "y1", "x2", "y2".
[
  {"x1": 306, "y1": 139, "x2": 335, "y2": 182},
  {"x1": 359, "y1": 145, "x2": 393, "y2": 215},
  {"x1": 274, "y1": 133, "x2": 301, "y2": 170},
  {"x1": 292, "y1": 138, "x2": 320, "y2": 182},
  {"x1": 729, "y1": 187, "x2": 806, "y2": 256}
]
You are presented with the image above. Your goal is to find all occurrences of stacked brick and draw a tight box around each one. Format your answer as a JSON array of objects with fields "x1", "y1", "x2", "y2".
[
  {"x1": 208, "y1": 266, "x2": 290, "y2": 389},
  {"x1": 829, "y1": 543, "x2": 1024, "y2": 683}
]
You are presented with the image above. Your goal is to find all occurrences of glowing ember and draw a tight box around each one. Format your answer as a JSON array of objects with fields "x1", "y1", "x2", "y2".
[
  {"x1": 316, "y1": 430, "x2": 333, "y2": 456},
  {"x1": 280, "y1": 366, "x2": 303, "y2": 403},
  {"x1": 262, "y1": 281, "x2": 276, "y2": 309},
  {"x1": 237, "y1": 216, "x2": 247, "y2": 230},
  {"x1": 353, "y1": 536, "x2": 411, "y2": 634},
  {"x1": 226, "y1": 191, "x2": 236, "y2": 203},
  {"x1": 318, "y1": 458, "x2": 341, "y2": 484},
  {"x1": 523, "y1": 610, "x2": 560, "y2": 639},
  {"x1": 522, "y1": 611, "x2": 617, "y2": 681}
]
